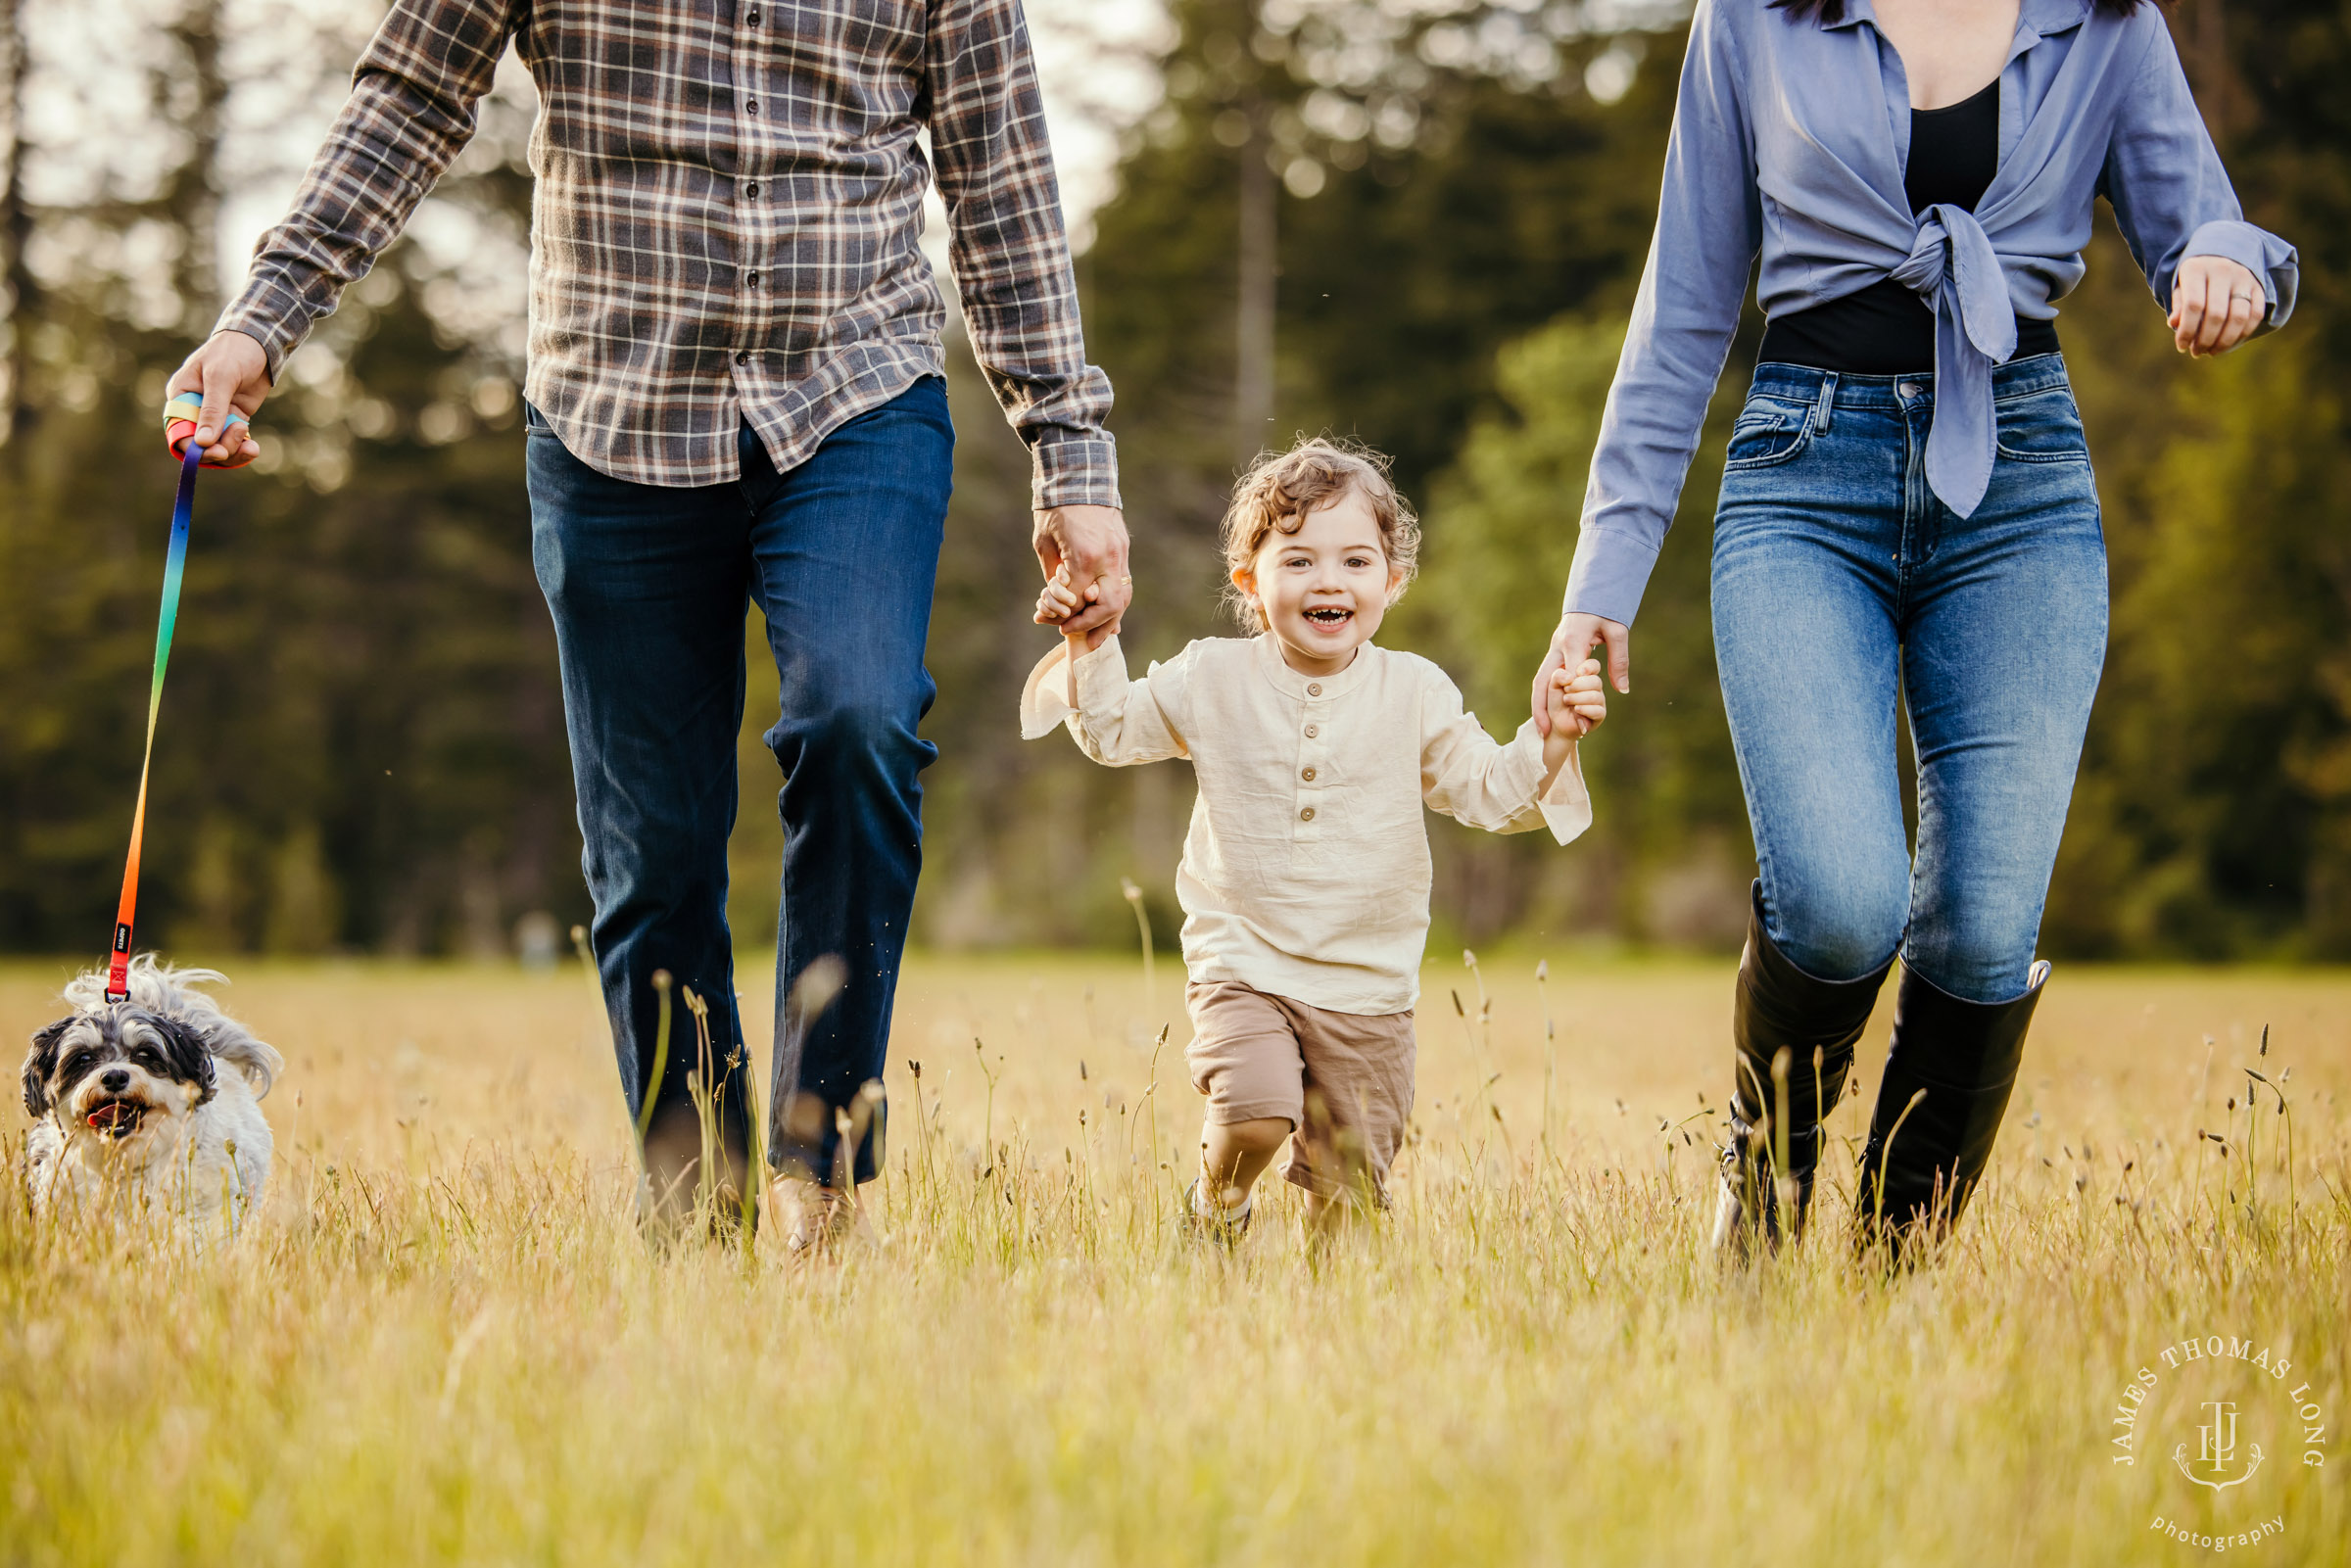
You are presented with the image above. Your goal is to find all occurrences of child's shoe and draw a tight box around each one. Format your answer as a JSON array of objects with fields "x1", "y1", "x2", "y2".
[{"x1": 1181, "y1": 1179, "x2": 1252, "y2": 1245}]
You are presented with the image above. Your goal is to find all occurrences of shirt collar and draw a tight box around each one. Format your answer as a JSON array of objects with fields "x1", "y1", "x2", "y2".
[
  {"x1": 1826, "y1": 0, "x2": 2087, "y2": 41},
  {"x1": 1253, "y1": 632, "x2": 1378, "y2": 699},
  {"x1": 2013, "y1": 0, "x2": 2091, "y2": 49}
]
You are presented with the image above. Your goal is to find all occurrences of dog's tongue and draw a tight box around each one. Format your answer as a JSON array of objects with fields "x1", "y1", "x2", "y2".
[{"x1": 86, "y1": 1102, "x2": 131, "y2": 1131}]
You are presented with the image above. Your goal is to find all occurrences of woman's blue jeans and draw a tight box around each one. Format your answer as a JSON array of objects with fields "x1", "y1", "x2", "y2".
[
  {"x1": 1711, "y1": 356, "x2": 2107, "y2": 1005},
  {"x1": 526, "y1": 378, "x2": 953, "y2": 1184}
]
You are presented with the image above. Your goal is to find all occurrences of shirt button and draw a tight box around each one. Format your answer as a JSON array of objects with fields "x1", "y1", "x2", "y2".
[
  {"x1": 745, "y1": 271, "x2": 760, "y2": 289},
  {"x1": 1306, "y1": 683, "x2": 1321, "y2": 696},
  {"x1": 735, "y1": 351, "x2": 750, "y2": 365},
  {"x1": 745, "y1": 97, "x2": 759, "y2": 116},
  {"x1": 1304, "y1": 725, "x2": 1318, "y2": 738},
  {"x1": 746, "y1": 5, "x2": 761, "y2": 21},
  {"x1": 1301, "y1": 767, "x2": 1317, "y2": 782},
  {"x1": 744, "y1": 182, "x2": 759, "y2": 198},
  {"x1": 1300, "y1": 807, "x2": 1316, "y2": 822}
]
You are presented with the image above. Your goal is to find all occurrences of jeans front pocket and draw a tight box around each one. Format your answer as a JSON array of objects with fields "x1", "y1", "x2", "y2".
[
  {"x1": 1723, "y1": 401, "x2": 1814, "y2": 471},
  {"x1": 1992, "y1": 385, "x2": 2089, "y2": 464}
]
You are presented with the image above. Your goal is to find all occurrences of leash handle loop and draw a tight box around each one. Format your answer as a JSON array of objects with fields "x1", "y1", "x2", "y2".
[
  {"x1": 162, "y1": 391, "x2": 256, "y2": 469},
  {"x1": 105, "y1": 443, "x2": 201, "y2": 1002}
]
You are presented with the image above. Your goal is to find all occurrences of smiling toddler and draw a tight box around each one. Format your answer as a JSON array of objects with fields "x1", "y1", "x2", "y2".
[{"x1": 1023, "y1": 437, "x2": 1606, "y2": 1235}]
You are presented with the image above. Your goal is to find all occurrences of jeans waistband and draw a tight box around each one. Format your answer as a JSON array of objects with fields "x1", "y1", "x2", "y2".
[{"x1": 1749, "y1": 352, "x2": 2071, "y2": 410}]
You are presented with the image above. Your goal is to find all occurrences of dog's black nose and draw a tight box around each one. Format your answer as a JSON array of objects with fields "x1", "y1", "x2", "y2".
[{"x1": 101, "y1": 1068, "x2": 130, "y2": 1092}]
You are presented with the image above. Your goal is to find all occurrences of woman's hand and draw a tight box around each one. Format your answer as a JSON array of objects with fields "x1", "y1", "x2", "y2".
[
  {"x1": 1531, "y1": 611, "x2": 1629, "y2": 736},
  {"x1": 2170, "y1": 256, "x2": 2267, "y2": 358}
]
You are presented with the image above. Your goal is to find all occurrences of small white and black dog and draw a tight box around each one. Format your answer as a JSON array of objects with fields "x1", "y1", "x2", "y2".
[{"x1": 20, "y1": 957, "x2": 283, "y2": 1241}]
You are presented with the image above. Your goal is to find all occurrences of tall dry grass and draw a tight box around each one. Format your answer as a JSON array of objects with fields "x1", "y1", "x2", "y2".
[{"x1": 0, "y1": 952, "x2": 2344, "y2": 1565}]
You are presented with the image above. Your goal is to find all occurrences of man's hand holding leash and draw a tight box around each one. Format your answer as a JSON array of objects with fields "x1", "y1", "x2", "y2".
[{"x1": 164, "y1": 329, "x2": 271, "y2": 469}]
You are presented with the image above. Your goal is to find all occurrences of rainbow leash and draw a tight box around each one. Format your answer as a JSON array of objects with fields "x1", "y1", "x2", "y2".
[
  {"x1": 105, "y1": 443, "x2": 199, "y2": 1001},
  {"x1": 105, "y1": 394, "x2": 238, "y2": 1001}
]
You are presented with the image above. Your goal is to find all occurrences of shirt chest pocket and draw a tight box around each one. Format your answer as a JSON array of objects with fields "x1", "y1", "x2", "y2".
[
  {"x1": 764, "y1": 1, "x2": 929, "y2": 93},
  {"x1": 804, "y1": 1, "x2": 928, "y2": 65}
]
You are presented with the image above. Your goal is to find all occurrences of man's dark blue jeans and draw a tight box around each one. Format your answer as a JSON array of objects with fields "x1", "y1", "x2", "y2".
[{"x1": 525, "y1": 377, "x2": 952, "y2": 1191}]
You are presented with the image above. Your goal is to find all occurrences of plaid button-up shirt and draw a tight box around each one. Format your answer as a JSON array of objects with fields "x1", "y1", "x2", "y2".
[{"x1": 216, "y1": 0, "x2": 1118, "y2": 504}]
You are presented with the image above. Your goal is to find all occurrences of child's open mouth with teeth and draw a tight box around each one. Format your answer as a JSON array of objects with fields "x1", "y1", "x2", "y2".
[{"x1": 1229, "y1": 483, "x2": 1409, "y2": 681}]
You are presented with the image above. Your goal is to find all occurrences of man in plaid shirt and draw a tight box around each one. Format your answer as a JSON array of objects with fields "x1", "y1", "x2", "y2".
[{"x1": 168, "y1": 0, "x2": 1128, "y2": 1245}]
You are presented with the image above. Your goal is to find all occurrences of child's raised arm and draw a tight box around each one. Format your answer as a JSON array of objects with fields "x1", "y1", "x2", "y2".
[
  {"x1": 1419, "y1": 662, "x2": 1592, "y2": 846},
  {"x1": 1019, "y1": 633, "x2": 1190, "y2": 767}
]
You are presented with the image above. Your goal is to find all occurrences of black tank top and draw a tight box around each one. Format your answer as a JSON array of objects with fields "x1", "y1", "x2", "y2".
[{"x1": 1756, "y1": 79, "x2": 2061, "y2": 375}]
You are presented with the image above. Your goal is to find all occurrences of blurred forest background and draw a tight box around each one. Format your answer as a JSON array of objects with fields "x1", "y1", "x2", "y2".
[{"x1": 0, "y1": 0, "x2": 2344, "y2": 962}]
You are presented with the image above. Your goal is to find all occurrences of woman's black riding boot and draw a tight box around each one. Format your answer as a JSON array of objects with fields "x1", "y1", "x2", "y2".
[
  {"x1": 1713, "y1": 886, "x2": 1894, "y2": 1258},
  {"x1": 1853, "y1": 960, "x2": 2050, "y2": 1260}
]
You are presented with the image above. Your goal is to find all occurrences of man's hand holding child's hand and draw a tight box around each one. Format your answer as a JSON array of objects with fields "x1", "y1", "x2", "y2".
[
  {"x1": 1036, "y1": 565, "x2": 1095, "y2": 648},
  {"x1": 1033, "y1": 503, "x2": 1130, "y2": 652},
  {"x1": 1542, "y1": 658, "x2": 1608, "y2": 777}
]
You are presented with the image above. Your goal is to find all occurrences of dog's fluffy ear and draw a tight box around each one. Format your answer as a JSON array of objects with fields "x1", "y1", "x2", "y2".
[
  {"x1": 148, "y1": 1014, "x2": 218, "y2": 1105},
  {"x1": 22, "y1": 1018, "x2": 71, "y2": 1118},
  {"x1": 216, "y1": 1036, "x2": 283, "y2": 1099},
  {"x1": 195, "y1": 1018, "x2": 283, "y2": 1101}
]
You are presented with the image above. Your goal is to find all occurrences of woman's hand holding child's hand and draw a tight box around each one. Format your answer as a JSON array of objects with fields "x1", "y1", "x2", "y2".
[{"x1": 1541, "y1": 659, "x2": 1607, "y2": 779}]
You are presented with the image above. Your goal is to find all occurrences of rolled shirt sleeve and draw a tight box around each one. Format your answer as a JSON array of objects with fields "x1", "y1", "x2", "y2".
[
  {"x1": 2102, "y1": 19, "x2": 2298, "y2": 333},
  {"x1": 1568, "y1": 0, "x2": 2297, "y2": 631},
  {"x1": 1564, "y1": 0, "x2": 1762, "y2": 629},
  {"x1": 928, "y1": 0, "x2": 1122, "y2": 510},
  {"x1": 215, "y1": 0, "x2": 1121, "y2": 491},
  {"x1": 215, "y1": 0, "x2": 518, "y2": 379}
]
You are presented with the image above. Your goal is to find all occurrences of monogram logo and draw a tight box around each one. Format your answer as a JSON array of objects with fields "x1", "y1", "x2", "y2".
[
  {"x1": 2175, "y1": 1400, "x2": 2264, "y2": 1491},
  {"x1": 2110, "y1": 1331, "x2": 2329, "y2": 1553}
]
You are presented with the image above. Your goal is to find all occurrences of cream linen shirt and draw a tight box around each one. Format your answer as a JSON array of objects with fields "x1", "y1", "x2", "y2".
[{"x1": 1021, "y1": 634, "x2": 1592, "y2": 1016}]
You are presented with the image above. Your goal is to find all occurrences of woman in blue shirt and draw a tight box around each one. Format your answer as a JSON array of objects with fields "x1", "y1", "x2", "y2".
[{"x1": 1528, "y1": 0, "x2": 2296, "y2": 1258}]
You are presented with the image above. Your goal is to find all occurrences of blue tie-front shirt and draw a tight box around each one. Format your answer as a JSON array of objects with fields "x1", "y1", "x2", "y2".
[{"x1": 1564, "y1": 0, "x2": 2298, "y2": 628}]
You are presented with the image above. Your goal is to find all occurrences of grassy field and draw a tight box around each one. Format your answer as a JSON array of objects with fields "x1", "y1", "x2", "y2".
[{"x1": 0, "y1": 948, "x2": 2344, "y2": 1565}]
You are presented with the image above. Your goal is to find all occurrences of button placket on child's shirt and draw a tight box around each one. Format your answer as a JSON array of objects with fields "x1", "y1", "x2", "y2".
[{"x1": 1293, "y1": 678, "x2": 1331, "y2": 843}]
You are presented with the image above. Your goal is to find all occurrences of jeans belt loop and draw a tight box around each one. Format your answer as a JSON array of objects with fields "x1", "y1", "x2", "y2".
[{"x1": 1812, "y1": 371, "x2": 1839, "y2": 436}]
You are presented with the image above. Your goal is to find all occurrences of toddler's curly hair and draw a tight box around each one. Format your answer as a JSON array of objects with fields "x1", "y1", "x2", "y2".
[{"x1": 1219, "y1": 437, "x2": 1421, "y2": 630}]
